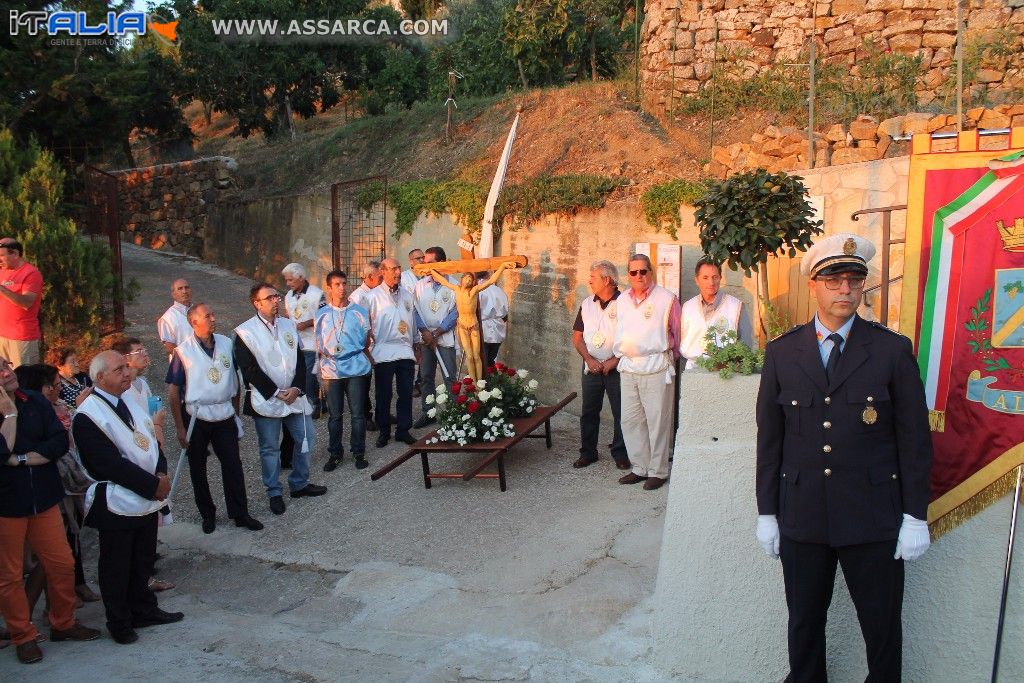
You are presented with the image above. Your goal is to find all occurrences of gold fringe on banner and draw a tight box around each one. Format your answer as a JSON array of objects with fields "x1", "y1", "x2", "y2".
[
  {"x1": 928, "y1": 410, "x2": 945, "y2": 433},
  {"x1": 929, "y1": 466, "x2": 1024, "y2": 541}
]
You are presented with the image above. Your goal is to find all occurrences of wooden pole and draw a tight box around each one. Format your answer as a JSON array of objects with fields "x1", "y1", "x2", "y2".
[{"x1": 412, "y1": 255, "x2": 527, "y2": 277}]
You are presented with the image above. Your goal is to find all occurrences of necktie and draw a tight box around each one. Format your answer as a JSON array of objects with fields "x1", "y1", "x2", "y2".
[
  {"x1": 825, "y1": 333, "x2": 843, "y2": 384},
  {"x1": 115, "y1": 398, "x2": 135, "y2": 429}
]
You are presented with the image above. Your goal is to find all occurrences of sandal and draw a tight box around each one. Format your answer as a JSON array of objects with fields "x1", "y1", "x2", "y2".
[{"x1": 147, "y1": 578, "x2": 175, "y2": 592}]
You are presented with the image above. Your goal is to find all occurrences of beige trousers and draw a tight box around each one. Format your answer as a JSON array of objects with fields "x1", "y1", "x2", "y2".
[
  {"x1": 619, "y1": 370, "x2": 675, "y2": 479},
  {"x1": 0, "y1": 337, "x2": 39, "y2": 368}
]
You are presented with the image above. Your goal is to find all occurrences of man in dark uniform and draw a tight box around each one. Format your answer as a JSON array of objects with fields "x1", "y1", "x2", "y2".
[{"x1": 755, "y1": 233, "x2": 933, "y2": 682}]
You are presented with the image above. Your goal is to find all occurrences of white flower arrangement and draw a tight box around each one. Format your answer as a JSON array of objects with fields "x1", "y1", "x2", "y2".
[{"x1": 425, "y1": 394, "x2": 435, "y2": 404}]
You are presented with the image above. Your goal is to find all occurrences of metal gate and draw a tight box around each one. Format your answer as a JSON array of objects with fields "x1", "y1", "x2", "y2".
[
  {"x1": 75, "y1": 165, "x2": 125, "y2": 331},
  {"x1": 331, "y1": 176, "x2": 387, "y2": 277}
]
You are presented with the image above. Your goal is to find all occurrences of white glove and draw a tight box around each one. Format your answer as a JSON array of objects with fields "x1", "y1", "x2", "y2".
[
  {"x1": 894, "y1": 514, "x2": 930, "y2": 561},
  {"x1": 234, "y1": 414, "x2": 245, "y2": 440},
  {"x1": 756, "y1": 514, "x2": 780, "y2": 559}
]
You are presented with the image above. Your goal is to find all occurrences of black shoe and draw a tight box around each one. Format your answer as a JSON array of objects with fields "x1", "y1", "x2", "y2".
[
  {"x1": 201, "y1": 517, "x2": 215, "y2": 534},
  {"x1": 376, "y1": 434, "x2": 390, "y2": 448},
  {"x1": 323, "y1": 456, "x2": 342, "y2": 472},
  {"x1": 269, "y1": 496, "x2": 286, "y2": 515},
  {"x1": 290, "y1": 483, "x2": 327, "y2": 498},
  {"x1": 133, "y1": 609, "x2": 184, "y2": 628},
  {"x1": 413, "y1": 415, "x2": 434, "y2": 429},
  {"x1": 573, "y1": 456, "x2": 597, "y2": 468},
  {"x1": 110, "y1": 628, "x2": 139, "y2": 645},
  {"x1": 233, "y1": 515, "x2": 264, "y2": 531},
  {"x1": 396, "y1": 432, "x2": 417, "y2": 445},
  {"x1": 354, "y1": 456, "x2": 368, "y2": 470}
]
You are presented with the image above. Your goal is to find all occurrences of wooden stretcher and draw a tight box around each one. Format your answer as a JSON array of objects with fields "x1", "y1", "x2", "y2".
[{"x1": 370, "y1": 393, "x2": 577, "y2": 492}]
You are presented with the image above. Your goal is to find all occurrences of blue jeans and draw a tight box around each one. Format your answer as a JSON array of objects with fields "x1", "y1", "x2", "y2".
[
  {"x1": 375, "y1": 359, "x2": 415, "y2": 438},
  {"x1": 323, "y1": 374, "x2": 369, "y2": 458},
  {"x1": 420, "y1": 344, "x2": 456, "y2": 410},
  {"x1": 302, "y1": 350, "x2": 321, "y2": 410},
  {"x1": 252, "y1": 411, "x2": 315, "y2": 497}
]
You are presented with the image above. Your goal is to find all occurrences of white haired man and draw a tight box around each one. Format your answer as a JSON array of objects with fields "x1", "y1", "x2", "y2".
[
  {"x1": 612, "y1": 253, "x2": 682, "y2": 491},
  {"x1": 282, "y1": 263, "x2": 325, "y2": 418},
  {"x1": 572, "y1": 260, "x2": 629, "y2": 471}
]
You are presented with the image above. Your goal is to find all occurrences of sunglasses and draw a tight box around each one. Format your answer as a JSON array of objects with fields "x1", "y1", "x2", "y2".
[{"x1": 629, "y1": 269, "x2": 649, "y2": 276}]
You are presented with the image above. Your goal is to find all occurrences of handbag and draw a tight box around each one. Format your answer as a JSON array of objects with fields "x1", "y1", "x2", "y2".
[{"x1": 56, "y1": 450, "x2": 93, "y2": 495}]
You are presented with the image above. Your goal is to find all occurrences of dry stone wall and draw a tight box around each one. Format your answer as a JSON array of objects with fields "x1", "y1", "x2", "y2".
[
  {"x1": 641, "y1": 0, "x2": 1024, "y2": 112},
  {"x1": 115, "y1": 156, "x2": 239, "y2": 257}
]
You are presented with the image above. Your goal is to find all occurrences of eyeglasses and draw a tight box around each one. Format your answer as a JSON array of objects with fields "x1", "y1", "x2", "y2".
[
  {"x1": 628, "y1": 269, "x2": 649, "y2": 276},
  {"x1": 259, "y1": 294, "x2": 283, "y2": 301},
  {"x1": 818, "y1": 275, "x2": 867, "y2": 290},
  {"x1": 126, "y1": 349, "x2": 149, "y2": 356}
]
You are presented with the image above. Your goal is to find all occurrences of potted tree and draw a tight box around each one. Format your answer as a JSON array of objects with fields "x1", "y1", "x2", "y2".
[{"x1": 693, "y1": 168, "x2": 823, "y2": 341}]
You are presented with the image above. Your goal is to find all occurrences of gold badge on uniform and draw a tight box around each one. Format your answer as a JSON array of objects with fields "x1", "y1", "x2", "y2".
[
  {"x1": 862, "y1": 396, "x2": 878, "y2": 425},
  {"x1": 591, "y1": 332, "x2": 606, "y2": 349},
  {"x1": 398, "y1": 320, "x2": 409, "y2": 335},
  {"x1": 208, "y1": 366, "x2": 223, "y2": 384},
  {"x1": 643, "y1": 304, "x2": 653, "y2": 319},
  {"x1": 843, "y1": 237, "x2": 857, "y2": 255},
  {"x1": 284, "y1": 331, "x2": 295, "y2": 348},
  {"x1": 220, "y1": 353, "x2": 230, "y2": 369},
  {"x1": 133, "y1": 431, "x2": 151, "y2": 450},
  {"x1": 430, "y1": 300, "x2": 440, "y2": 313}
]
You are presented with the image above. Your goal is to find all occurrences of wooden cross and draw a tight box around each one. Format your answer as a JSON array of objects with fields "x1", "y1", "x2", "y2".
[{"x1": 412, "y1": 255, "x2": 528, "y2": 277}]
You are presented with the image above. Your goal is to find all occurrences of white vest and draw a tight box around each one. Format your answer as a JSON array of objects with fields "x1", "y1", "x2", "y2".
[
  {"x1": 77, "y1": 393, "x2": 163, "y2": 517},
  {"x1": 613, "y1": 285, "x2": 677, "y2": 375},
  {"x1": 176, "y1": 334, "x2": 238, "y2": 422},
  {"x1": 234, "y1": 316, "x2": 311, "y2": 418},
  {"x1": 285, "y1": 284, "x2": 323, "y2": 350},
  {"x1": 366, "y1": 285, "x2": 416, "y2": 363},
  {"x1": 479, "y1": 283, "x2": 509, "y2": 344},
  {"x1": 124, "y1": 376, "x2": 152, "y2": 410},
  {"x1": 580, "y1": 294, "x2": 619, "y2": 362},
  {"x1": 413, "y1": 276, "x2": 458, "y2": 347},
  {"x1": 348, "y1": 283, "x2": 372, "y2": 308},
  {"x1": 157, "y1": 302, "x2": 191, "y2": 346},
  {"x1": 400, "y1": 269, "x2": 419, "y2": 294},
  {"x1": 680, "y1": 293, "x2": 743, "y2": 368}
]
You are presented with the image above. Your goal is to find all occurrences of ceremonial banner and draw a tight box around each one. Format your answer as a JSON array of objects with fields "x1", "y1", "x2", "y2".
[{"x1": 900, "y1": 130, "x2": 1024, "y2": 538}]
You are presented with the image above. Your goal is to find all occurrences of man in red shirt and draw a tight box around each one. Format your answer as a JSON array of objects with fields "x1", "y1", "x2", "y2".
[{"x1": 0, "y1": 239, "x2": 43, "y2": 367}]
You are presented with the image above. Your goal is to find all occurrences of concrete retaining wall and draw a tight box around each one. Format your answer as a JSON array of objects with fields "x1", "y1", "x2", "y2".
[{"x1": 653, "y1": 370, "x2": 1024, "y2": 681}]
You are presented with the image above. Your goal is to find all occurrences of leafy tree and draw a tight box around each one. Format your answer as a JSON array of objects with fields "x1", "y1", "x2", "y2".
[
  {"x1": 0, "y1": 129, "x2": 123, "y2": 348},
  {"x1": 401, "y1": 0, "x2": 445, "y2": 20},
  {"x1": 428, "y1": 0, "x2": 521, "y2": 98},
  {"x1": 1, "y1": 1, "x2": 189, "y2": 166},
  {"x1": 694, "y1": 169, "x2": 823, "y2": 335}
]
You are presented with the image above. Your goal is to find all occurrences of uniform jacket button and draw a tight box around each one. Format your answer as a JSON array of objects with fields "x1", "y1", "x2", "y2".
[
  {"x1": 823, "y1": 421, "x2": 832, "y2": 429},
  {"x1": 824, "y1": 468, "x2": 832, "y2": 476},
  {"x1": 791, "y1": 400, "x2": 798, "y2": 405},
  {"x1": 823, "y1": 445, "x2": 832, "y2": 453},
  {"x1": 824, "y1": 396, "x2": 832, "y2": 405}
]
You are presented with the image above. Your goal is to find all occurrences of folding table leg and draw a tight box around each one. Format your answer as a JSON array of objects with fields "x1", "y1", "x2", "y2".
[
  {"x1": 420, "y1": 452, "x2": 432, "y2": 489},
  {"x1": 544, "y1": 419, "x2": 552, "y2": 448},
  {"x1": 497, "y1": 454, "x2": 507, "y2": 492}
]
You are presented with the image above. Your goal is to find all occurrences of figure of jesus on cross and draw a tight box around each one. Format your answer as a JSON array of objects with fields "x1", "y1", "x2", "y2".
[{"x1": 414, "y1": 255, "x2": 527, "y2": 380}]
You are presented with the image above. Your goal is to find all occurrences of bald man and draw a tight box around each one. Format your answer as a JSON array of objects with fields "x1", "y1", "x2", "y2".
[{"x1": 157, "y1": 279, "x2": 193, "y2": 357}]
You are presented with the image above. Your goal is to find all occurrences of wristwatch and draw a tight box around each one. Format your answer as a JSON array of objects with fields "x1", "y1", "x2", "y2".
[{"x1": 16, "y1": 454, "x2": 27, "y2": 466}]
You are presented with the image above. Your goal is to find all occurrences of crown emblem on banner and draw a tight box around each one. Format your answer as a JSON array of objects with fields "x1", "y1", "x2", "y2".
[{"x1": 996, "y1": 216, "x2": 1024, "y2": 251}]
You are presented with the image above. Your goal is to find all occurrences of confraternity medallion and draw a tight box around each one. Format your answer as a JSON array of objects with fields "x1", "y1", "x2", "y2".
[
  {"x1": 284, "y1": 331, "x2": 295, "y2": 348},
  {"x1": 208, "y1": 366, "x2": 223, "y2": 384},
  {"x1": 430, "y1": 300, "x2": 440, "y2": 313},
  {"x1": 398, "y1": 320, "x2": 409, "y2": 335},
  {"x1": 334, "y1": 345, "x2": 341, "y2": 355},
  {"x1": 591, "y1": 331, "x2": 606, "y2": 349},
  {"x1": 862, "y1": 396, "x2": 877, "y2": 425},
  {"x1": 133, "y1": 431, "x2": 150, "y2": 450},
  {"x1": 643, "y1": 304, "x2": 653, "y2": 319}
]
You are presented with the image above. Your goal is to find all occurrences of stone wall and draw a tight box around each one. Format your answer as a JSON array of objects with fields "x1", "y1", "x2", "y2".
[
  {"x1": 115, "y1": 156, "x2": 240, "y2": 257},
  {"x1": 641, "y1": 0, "x2": 1024, "y2": 113}
]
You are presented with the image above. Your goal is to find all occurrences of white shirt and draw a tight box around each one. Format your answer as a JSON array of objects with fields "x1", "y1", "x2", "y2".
[
  {"x1": 157, "y1": 302, "x2": 191, "y2": 347},
  {"x1": 365, "y1": 284, "x2": 416, "y2": 363},
  {"x1": 348, "y1": 282, "x2": 374, "y2": 308},
  {"x1": 478, "y1": 282, "x2": 509, "y2": 344},
  {"x1": 401, "y1": 269, "x2": 419, "y2": 294},
  {"x1": 284, "y1": 283, "x2": 324, "y2": 351}
]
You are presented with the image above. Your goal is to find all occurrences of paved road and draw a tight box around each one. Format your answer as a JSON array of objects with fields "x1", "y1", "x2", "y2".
[{"x1": 3, "y1": 244, "x2": 670, "y2": 681}]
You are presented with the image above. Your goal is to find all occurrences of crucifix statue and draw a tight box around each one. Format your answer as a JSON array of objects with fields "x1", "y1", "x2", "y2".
[{"x1": 413, "y1": 255, "x2": 527, "y2": 380}]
